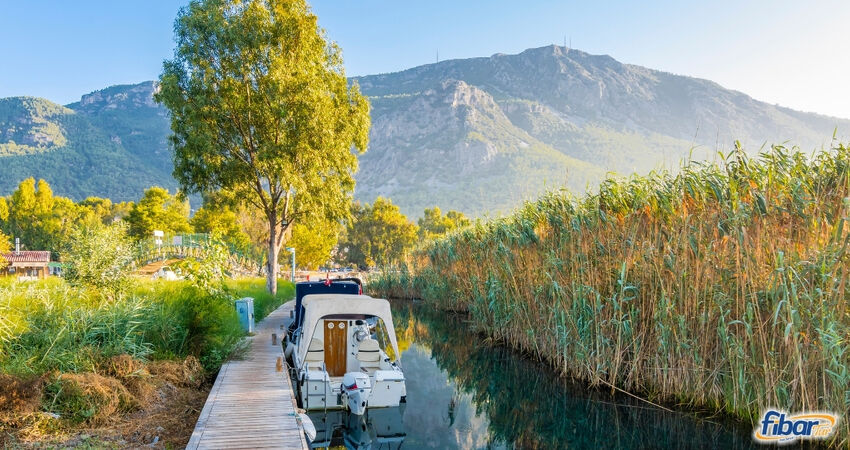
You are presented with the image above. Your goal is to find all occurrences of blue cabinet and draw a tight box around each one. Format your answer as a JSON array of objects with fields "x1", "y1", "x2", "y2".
[{"x1": 235, "y1": 297, "x2": 255, "y2": 333}]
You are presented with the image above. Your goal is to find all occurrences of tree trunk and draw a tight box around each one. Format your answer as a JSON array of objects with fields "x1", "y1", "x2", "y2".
[{"x1": 267, "y1": 219, "x2": 280, "y2": 296}]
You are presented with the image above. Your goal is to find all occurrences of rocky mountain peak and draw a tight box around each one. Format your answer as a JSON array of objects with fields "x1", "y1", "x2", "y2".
[{"x1": 74, "y1": 81, "x2": 159, "y2": 112}]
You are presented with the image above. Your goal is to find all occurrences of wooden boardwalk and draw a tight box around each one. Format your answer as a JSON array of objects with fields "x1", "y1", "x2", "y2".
[{"x1": 187, "y1": 300, "x2": 308, "y2": 449}]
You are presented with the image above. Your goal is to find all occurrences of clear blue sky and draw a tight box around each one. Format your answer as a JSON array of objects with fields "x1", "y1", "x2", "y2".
[{"x1": 2, "y1": 0, "x2": 849, "y2": 118}]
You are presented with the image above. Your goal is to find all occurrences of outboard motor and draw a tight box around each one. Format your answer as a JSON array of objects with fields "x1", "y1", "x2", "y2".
[{"x1": 341, "y1": 372, "x2": 372, "y2": 415}]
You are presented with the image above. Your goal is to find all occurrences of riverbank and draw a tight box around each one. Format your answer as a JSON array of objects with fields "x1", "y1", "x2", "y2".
[
  {"x1": 371, "y1": 145, "x2": 850, "y2": 447},
  {"x1": 0, "y1": 277, "x2": 292, "y2": 447}
]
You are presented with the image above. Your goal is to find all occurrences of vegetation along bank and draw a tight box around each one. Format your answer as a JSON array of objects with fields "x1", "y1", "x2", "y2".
[
  {"x1": 0, "y1": 252, "x2": 292, "y2": 447},
  {"x1": 371, "y1": 144, "x2": 850, "y2": 446}
]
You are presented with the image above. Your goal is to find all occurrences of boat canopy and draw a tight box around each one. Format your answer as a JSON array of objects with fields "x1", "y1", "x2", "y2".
[{"x1": 296, "y1": 294, "x2": 399, "y2": 365}]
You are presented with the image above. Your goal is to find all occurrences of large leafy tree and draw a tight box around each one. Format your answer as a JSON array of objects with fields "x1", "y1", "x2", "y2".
[
  {"x1": 2, "y1": 178, "x2": 89, "y2": 255},
  {"x1": 157, "y1": 0, "x2": 370, "y2": 294},
  {"x1": 418, "y1": 206, "x2": 470, "y2": 240},
  {"x1": 124, "y1": 187, "x2": 192, "y2": 239},
  {"x1": 191, "y1": 198, "x2": 252, "y2": 251},
  {"x1": 287, "y1": 218, "x2": 340, "y2": 270},
  {"x1": 0, "y1": 230, "x2": 10, "y2": 270},
  {"x1": 342, "y1": 198, "x2": 418, "y2": 268}
]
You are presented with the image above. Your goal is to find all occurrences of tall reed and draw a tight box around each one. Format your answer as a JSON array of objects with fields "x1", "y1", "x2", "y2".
[{"x1": 372, "y1": 144, "x2": 850, "y2": 445}]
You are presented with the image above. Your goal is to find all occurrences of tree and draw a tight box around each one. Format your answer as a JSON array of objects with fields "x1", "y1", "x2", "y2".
[
  {"x1": 0, "y1": 197, "x2": 8, "y2": 222},
  {"x1": 418, "y1": 207, "x2": 471, "y2": 240},
  {"x1": 3, "y1": 178, "x2": 87, "y2": 255},
  {"x1": 62, "y1": 222, "x2": 133, "y2": 296},
  {"x1": 0, "y1": 230, "x2": 10, "y2": 270},
  {"x1": 287, "y1": 219, "x2": 340, "y2": 270},
  {"x1": 191, "y1": 202, "x2": 252, "y2": 251},
  {"x1": 342, "y1": 198, "x2": 418, "y2": 268},
  {"x1": 157, "y1": 0, "x2": 370, "y2": 294},
  {"x1": 78, "y1": 197, "x2": 132, "y2": 224},
  {"x1": 125, "y1": 187, "x2": 192, "y2": 239}
]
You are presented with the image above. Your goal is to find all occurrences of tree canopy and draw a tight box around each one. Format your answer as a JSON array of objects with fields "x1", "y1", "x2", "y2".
[
  {"x1": 124, "y1": 187, "x2": 192, "y2": 239},
  {"x1": 157, "y1": 0, "x2": 370, "y2": 293},
  {"x1": 0, "y1": 178, "x2": 97, "y2": 256},
  {"x1": 341, "y1": 197, "x2": 418, "y2": 268},
  {"x1": 418, "y1": 207, "x2": 471, "y2": 240},
  {"x1": 286, "y1": 218, "x2": 340, "y2": 270}
]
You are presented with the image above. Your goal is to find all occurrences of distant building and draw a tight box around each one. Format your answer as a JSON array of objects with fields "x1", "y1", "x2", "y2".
[{"x1": 2, "y1": 250, "x2": 51, "y2": 280}]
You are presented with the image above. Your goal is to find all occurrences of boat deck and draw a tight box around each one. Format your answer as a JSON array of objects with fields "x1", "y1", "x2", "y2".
[{"x1": 187, "y1": 300, "x2": 308, "y2": 449}]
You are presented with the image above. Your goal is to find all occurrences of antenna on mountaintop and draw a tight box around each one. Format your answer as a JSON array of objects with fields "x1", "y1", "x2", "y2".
[
  {"x1": 436, "y1": 49, "x2": 439, "y2": 63},
  {"x1": 564, "y1": 35, "x2": 567, "y2": 48}
]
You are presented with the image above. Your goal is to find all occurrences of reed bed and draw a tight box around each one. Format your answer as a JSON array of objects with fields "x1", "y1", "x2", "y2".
[{"x1": 372, "y1": 144, "x2": 850, "y2": 445}]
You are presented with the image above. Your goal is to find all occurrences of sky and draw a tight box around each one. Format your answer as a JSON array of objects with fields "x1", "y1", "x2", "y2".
[{"x1": 1, "y1": 0, "x2": 849, "y2": 119}]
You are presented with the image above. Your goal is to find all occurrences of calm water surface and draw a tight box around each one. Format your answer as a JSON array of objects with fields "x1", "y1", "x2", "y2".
[{"x1": 307, "y1": 301, "x2": 757, "y2": 449}]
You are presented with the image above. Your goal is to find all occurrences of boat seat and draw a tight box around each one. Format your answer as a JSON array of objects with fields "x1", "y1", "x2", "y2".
[
  {"x1": 357, "y1": 338, "x2": 382, "y2": 373},
  {"x1": 305, "y1": 338, "x2": 324, "y2": 370}
]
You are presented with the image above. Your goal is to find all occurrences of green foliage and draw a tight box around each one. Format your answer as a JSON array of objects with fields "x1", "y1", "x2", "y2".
[
  {"x1": 0, "y1": 277, "x2": 293, "y2": 376},
  {"x1": 342, "y1": 197, "x2": 418, "y2": 267},
  {"x1": 286, "y1": 219, "x2": 340, "y2": 270},
  {"x1": 78, "y1": 197, "x2": 133, "y2": 224},
  {"x1": 418, "y1": 207, "x2": 470, "y2": 241},
  {"x1": 0, "y1": 197, "x2": 8, "y2": 221},
  {"x1": 157, "y1": 0, "x2": 370, "y2": 294},
  {"x1": 0, "y1": 93, "x2": 176, "y2": 202},
  {"x1": 373, "y1": 144, "x2": 850, "y2": 445},
  {"x1": 0, "y1": 229, "x2": 10, "y2": 270},
  {"x1": 172, "y1": 237, "x2": 231, "y2": 297},
  {"x1": 190, "y1": 199, "x2": 252, "y2": 252},
  {"x1": 124, "y1": 186, "x2": 192, "y2": 240},
  {"x1": 61, "y1": 222, "x2": 133, "y2": 296},
  {"x1": 226, "y1": 278, "x2": 294, "y2": 323},
  {"x1": 1, "y1": 178, "x2": 98, "y2": 256}
]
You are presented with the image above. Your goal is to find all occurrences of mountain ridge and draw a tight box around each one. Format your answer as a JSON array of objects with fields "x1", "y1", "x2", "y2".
[{"x1": 1, "y1": 45, "x2": 847, "y2": 217}]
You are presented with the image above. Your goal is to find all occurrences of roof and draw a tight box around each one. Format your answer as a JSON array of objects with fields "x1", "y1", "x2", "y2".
[
  {"x1": 1, "y1": 251, "x2": 50, "y2": 263},
  {"x1": 295, "y1": 294, "x2": 399, "y2": 366}
]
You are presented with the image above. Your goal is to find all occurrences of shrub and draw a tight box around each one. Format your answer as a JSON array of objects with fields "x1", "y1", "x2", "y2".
[{"x1": 62, "y1": 222, "x2": 133, "y2": 296}]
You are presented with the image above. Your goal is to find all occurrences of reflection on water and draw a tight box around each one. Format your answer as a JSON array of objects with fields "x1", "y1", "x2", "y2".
[{"x1": 309, "y1": 301, "x2": 757, "y2": 449}]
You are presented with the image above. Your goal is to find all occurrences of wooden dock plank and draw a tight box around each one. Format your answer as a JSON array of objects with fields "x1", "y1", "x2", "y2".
[{"x1": 187, "y1": 299, "x2": 307, "y2": 450}]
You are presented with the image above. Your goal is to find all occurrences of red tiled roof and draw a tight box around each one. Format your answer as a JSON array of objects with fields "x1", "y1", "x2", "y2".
[{"x1": 1, "y1": 251, "x2": 50, "y2": 263}]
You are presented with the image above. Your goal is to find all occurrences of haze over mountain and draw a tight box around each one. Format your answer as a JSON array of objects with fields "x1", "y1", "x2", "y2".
[{"x1": 1, "y1": 45, "x2": 847, "y2": 217}]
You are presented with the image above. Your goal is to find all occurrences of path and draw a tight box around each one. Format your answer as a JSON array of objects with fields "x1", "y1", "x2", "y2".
[{"x1": 186, "y1": 300, "x2": 307, "y2": 449}]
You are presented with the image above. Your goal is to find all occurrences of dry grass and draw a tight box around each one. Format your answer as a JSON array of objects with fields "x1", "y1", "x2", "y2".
[{"x1": 0, "y1": 355, "x2": 209, "y2": 448}]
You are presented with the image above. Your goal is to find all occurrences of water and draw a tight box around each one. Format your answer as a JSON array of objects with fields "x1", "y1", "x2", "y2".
[{"x1": 308, "y1": 301, "x2": 758, "y2": 449}]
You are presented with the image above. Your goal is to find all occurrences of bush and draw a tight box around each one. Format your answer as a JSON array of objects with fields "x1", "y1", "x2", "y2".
[{"x1": 62, "y1": 222, "x2": 133, "y2": 296}]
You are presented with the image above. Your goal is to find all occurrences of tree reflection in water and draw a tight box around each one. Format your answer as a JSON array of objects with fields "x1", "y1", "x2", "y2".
[
  {"x1": 307, "y1": 302, "x2": 757, "y2": 449},
  {"x1": 392, "y1": 301, "x2": 758, "y2": 450}
]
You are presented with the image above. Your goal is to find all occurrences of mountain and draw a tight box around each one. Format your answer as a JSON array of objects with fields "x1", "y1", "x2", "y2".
[
  {"x1": 353, "y1": 45, "x2": 850, "y2": 215},
  {"x1": 1, "y1": 46, "x2": 848, "y2": 216},
  {"x1": 0, "y1": 90, "x2": 174, "y2": 201}
]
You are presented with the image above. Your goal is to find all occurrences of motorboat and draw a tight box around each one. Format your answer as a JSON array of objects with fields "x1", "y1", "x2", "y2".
[
  {"x1": 285, "y1": 284, "x2": 406, "y2": 415},
  {"x1": 306, "y1": 406, "x2": 406, "y2": 449}
]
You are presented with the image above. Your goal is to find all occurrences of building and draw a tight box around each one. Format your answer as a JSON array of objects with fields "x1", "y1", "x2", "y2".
[{"x1": 1, "y1": 250, "x2": 51, "y2": 279}]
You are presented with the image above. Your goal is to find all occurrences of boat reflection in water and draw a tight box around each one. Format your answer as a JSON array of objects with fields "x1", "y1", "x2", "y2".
[
  {"x1": 307, "y1": 406, "x2": 406, "y2": 449},
  {"x1": 307, "y1": 301, "x2": 757, "y2": 449}
]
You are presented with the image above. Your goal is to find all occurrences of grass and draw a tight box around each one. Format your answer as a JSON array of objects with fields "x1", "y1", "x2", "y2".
[
  {"x1": 0, "y1": 276, "x2": 292, "y2": 376},
  {"x1": 371, "y1": 143, "x2": 850, "y2": 446},
  {"x1": 0, "y1": 275, "x2": 292, "y2": 444}
]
